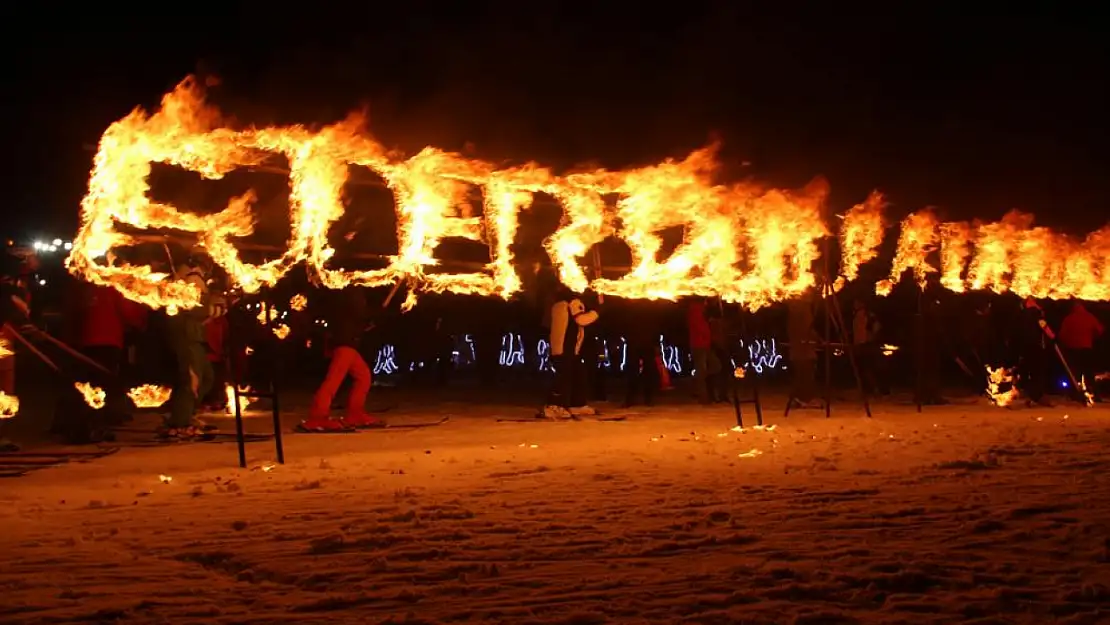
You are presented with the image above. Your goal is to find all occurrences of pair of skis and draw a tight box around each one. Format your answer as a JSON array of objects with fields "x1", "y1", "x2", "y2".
[{"x1": 295, "y1": 415, "x2": 451, "y2": 434}]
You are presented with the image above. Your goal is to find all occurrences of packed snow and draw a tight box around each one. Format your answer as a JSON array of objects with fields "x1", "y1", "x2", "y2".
[{"x1": 2, "y1": 393, "x2": 1109, "y2": 624}]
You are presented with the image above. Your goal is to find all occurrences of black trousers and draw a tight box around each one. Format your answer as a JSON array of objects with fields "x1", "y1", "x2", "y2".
[
  {"x1": 1018, "y1": 347, "x2": 1049, "y2": 402},
  {"x1": 1064, "y1": 347, "x2": 1096, "y2": 392},
  {"x1": 855, "y1": 343, "x2": 888, "y2": 395},
  {"x1": 710, "y1": 345, "x2": 731, "y2": 402},
  {"x1": 551, "y1": 353, "x2": 588, "y2": 408}
]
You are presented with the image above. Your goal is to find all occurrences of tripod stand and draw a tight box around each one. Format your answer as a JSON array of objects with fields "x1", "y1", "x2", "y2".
[{"x1": 784, "y1": 236, "x2": 872, "y2": 418}]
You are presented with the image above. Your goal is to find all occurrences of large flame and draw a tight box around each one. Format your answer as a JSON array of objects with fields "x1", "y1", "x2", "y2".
[
  {"x1": 67, "y1": 77, "x2": 838, "y2": 312},
  {"x1": 69, "y1": 77, "x2": 1110, "y2": 311}
]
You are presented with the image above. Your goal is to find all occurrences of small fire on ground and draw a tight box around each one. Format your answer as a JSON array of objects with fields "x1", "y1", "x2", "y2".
[
  {"x1": 985, "y1": 366, "x2": 1018, "y2": 407},
  {"x1": 75, "y1": 382, "x2": 106, "y2": 409},
  {"x1": 127, "y1": 384, "x2": 172, "y2": 408},
  {"x1": 0, "y1": 391, "x2": 19, "y2": 417},
  {"x1": 225, "y1": 385, "x2": 255, "y2": 414}
]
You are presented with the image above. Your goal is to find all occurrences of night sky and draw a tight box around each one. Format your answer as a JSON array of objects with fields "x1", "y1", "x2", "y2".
[{"x1": 6, "y1": 6, "x2": 1109, "y2": 241}]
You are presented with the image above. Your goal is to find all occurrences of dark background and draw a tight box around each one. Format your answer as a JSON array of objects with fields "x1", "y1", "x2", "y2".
[{"x1": 5, "y1": 5, "x2": 1109, "y2": 241}]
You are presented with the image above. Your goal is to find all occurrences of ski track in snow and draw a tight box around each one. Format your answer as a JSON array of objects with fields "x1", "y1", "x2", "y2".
[{"x1": 1, "y1": 398, "x2": 1109, "y2": 624}]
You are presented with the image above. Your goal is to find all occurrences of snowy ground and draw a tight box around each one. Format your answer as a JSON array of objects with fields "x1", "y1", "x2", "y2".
[{"x1": 2, "y1": 392, "x2": 1109, "y2": 625}]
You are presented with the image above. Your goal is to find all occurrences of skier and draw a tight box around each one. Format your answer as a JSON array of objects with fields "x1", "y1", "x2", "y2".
[
  {"x1": 201, "y1": 290, "x2": 230, "y2": 411},
  {"x1": 1017, "y1": 297, "x2": 1055, "y2": 407},
  {"x1": 623, "y1": 300, "x2": 661, "y2": 408},
  {"x1": 0, "y1": 253, "x2": 32, "y2": 451},
  {"x1": 687, "y1": 297, "x2": 718, "y2": 404},
  {"x1": 162, "y1": 260, "x2": 215, "y2": 438},
  {"x1": 543, "y1": 287, "x2": 599, "y2": 418},
  {"x1": 787, "y1": 288, "x2": 820, "y2": 409},
  {"x1": 706, "y1": 303, "x2": 731, "y2": 403},
  {"x1": 852, "y1": 299, "x2": 888, "y2": 396},
  {"x1": 1058, "y1": 300, "x2": 1103, "y2": 400},
  {"x1": 54, "y1": 280, "x2": 147, "y2": 443},
  {"x1": 301, "y1": 287, "x2": 383, "y2": 431}
]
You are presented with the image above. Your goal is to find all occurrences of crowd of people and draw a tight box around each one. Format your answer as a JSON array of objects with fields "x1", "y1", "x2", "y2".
[{"x1": 0, "y1": 247, "x2": 1107, "y2": 448}]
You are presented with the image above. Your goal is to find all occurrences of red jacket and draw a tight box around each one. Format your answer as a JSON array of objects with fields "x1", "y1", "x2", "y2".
[
  {"x1": 687, "y1": 301, "x2": 711, "y2": 349},
  {"x1": 75, "y1": 283, "x2": 147, "y2": 349},
  {"x1": 1058, "y1": 305, "x2": 1104, "y2": 349},
  {"x1": 206, "y1": 315, "x2": 228, "y2": 361}
]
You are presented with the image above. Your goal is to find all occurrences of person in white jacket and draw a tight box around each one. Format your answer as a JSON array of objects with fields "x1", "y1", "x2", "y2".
[{"x1": 543, "y1": 288, "x2": 599, "y2": 418}]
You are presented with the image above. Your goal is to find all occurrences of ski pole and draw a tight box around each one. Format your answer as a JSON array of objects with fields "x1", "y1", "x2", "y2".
[
  {"x1": 2, "y1": 324, "x2": 60, "y2": 372},
  {"x1": 23, "y1": 329, "x2": 112, "y2": 376},
  {"x1": 1051, "y1": 341, "x2": 1092, "y2": 406}
]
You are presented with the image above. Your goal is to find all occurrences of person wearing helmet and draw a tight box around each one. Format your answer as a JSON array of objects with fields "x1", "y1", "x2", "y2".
[{"x1": 163, "y1": 261, "x2": 215, "y2": 437}]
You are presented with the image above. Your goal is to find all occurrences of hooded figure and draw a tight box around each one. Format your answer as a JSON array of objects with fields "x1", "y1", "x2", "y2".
[
  {"x1": 544, "y1": 288, "x2": 599, "y2": 418},
  {"x1": 1017, "y1": 297, "x2": 1055, "y2": 407},
  {"x1": 163, "y1": 262, "x2": 214, "y2": 435}
]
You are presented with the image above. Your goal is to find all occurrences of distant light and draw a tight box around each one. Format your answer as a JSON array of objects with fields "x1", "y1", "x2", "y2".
[
  {"x1": 32, "y1": 241, "x2": 42, "y2": 250},
  {"x1": 1061, "y1": 381, "x2": 1069, "y2": 388},
  {"x1": 38, "y1": 279, "x2": 46, "y2": 286},
  {"x1": 48, "y1": 245, "x2": 57, "y2": 253},
  {"x1": 52, "y1": 238, "x2": 62, "y2": 246},
  {"x1": 63, "y1": 242, "x2": 72, "y2": 250}
]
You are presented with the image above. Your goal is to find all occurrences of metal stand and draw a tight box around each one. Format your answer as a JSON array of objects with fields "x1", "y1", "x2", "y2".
[
  {"x1": 230, "y1": 296, "x2": 285, "y2": 468},
  {"x1": 784, "y1": 235, "x2": 872, "y2": 418}
]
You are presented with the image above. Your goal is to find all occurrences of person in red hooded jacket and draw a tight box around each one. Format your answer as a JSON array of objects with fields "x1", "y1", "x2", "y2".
[
  {"x1": 687, "y1": 298, "x2": 718, "y2": 404},
  {"x1": 54, "y1": 281, "x2": 147, "y2": 443},
  {"x1": 1058, "y1": 301, "x2": 1104, "y2": 399}
]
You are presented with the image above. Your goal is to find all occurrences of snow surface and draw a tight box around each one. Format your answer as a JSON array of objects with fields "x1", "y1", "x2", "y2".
[{"x1": 2, "y1": 394, "x2": 1109, "y2": 624}]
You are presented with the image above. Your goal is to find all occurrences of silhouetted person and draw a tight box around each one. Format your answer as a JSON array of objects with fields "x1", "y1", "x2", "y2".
[
  {"x1": 915, "y1": 283, "x2": 948, "y2": 405},
  {"x1": 788, "y1": 289, "x2": 820, "y2": 408},
  {"x1": 623, "y1": 301, "x2": 661, "y2": 407},
  {"x1": 706, "y1": 303, "x2": 731, "y2": 403},
  {"x1": 852, "y1": 299, "x2": 888, "y2": 396},
  {"x1": 544, "y1": 287, "x2": 599, "y2": 418},
  {"x1": 1058, "y1": 300, "x2": 1103, "y2": 399},
  {"x1": 687, "y1": 298, "x2": 718, "y2": 404},
  {"x1": 1017, "y1": 297, "x2": 1054, "y2": 407}
]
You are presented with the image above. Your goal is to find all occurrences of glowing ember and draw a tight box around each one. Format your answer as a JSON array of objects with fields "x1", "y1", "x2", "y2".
[
  {"x1": 985, "y1": 366, "x2": 1018, "y2": 407},
  {"x1": 1096, "y1": 372, "x2": 1109, "y2": 382},
  {"x1": 0, "y1": 337, "x2": 13, "y2": 359},
  {"x1": 225, "y1": 385, "x2": 254, "y2": 414},
  {"x1": 881, "y1": 344, "x2": 899, "y2": 356},
  {"x1": 0, "y1": 391, "x2": 19, "y2": 418},
  {"x1": 159, "y1": 474, "x2": 173, "y2": 484},
  {"x1": 737, "y1": 449, "x2": 763, "y2": 458},
  {"x1": 272, "y1": 324, "x2": 290, "y2": 340},
  {"x1": 75, "y1": 382, "x2": 106, "y2": 409},
  {"x1": 127, "y1": 384, "x2": 171, "y2": 408},
  {"x1": 256, "y1": 308, "x2": 275, "y2": 325},
  {"x1": 289, "y1": 294, "x2": 307, "y2": 311}
]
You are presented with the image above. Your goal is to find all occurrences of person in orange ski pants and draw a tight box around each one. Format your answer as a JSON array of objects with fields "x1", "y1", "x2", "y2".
[{"x1": 300, "y1": 288, "x2": 384, "y2": 431}]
